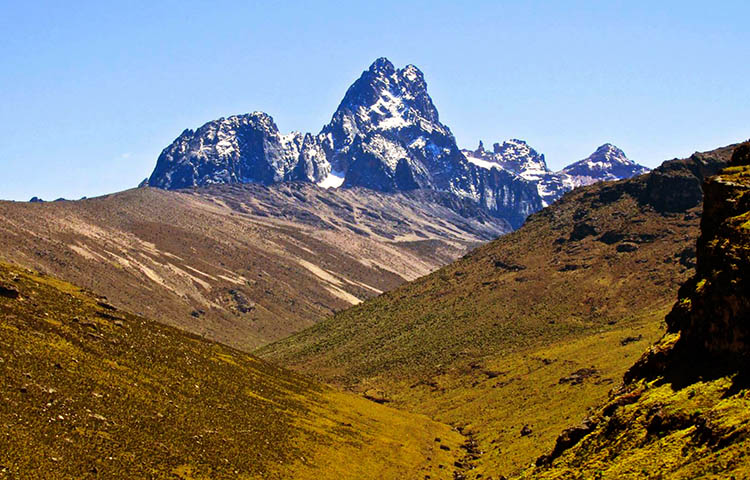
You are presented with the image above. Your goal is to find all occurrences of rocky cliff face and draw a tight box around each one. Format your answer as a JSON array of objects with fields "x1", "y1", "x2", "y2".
[
  {"x1": 664, "y1": 144, "x2": 750, "y2": 359},
  {"x1": 462, "y1": 139, "x2": 564, "y2": 206},
  {"x1": 147, "y1": 113, "x2": 331, "y2": 189}
]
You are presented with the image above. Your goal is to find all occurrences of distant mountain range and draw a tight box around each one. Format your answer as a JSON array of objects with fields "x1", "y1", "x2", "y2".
[
  {"x1": 147, "y1": 58, "x2": 650, "y2": 228},
  {"x1": 463, "y1": 140, "x2": 649, "y2": 206}
]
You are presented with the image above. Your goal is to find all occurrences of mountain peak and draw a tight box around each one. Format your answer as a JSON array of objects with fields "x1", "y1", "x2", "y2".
[
  {"x1": 368, "y1": 57, "x2": 395, "y2": 75},
  {"x1": 323, "y1": 59, "x2": 446, "y2": 165},
  {"x1": 147, "y1": 111, "x2": 330, "y2": 189},
  {"x1": 562, "y1": 144, "x2": 649, "y2": 187},
  {"x1": 593, "y1": 143, "x2": 628, "y2": 160},
  {"x1": 399, "y1": 64, "x2": 424, "y2": 83}
]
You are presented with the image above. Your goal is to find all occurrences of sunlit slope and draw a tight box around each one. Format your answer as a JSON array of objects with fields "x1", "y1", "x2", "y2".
[
  {"x1": 0, "y1": 182, "x2": 505, "y2": 350},
  {"x1": 519, "y1": 152, "x2": 750, "y2": 479},
  {"x1": 260, "y1": 144, "x2": 736, "y2": 477},
  {"x1": 0, "y1": 262, "x2": 462, "y2": 479}
]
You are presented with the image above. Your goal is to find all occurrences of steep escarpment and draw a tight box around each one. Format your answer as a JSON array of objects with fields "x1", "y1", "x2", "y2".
[
  {"x1": 523, "y1": 143, "x2": 750, "y2": 480},
  {"x1": 666, "y1": 146, "x2": 750, "y2": 358}
]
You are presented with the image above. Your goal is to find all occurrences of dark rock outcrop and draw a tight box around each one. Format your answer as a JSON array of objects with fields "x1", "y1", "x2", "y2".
[
  {"x1": 0, "y1": 284, "x2": 19, "y2": 299},
  {"x1": 536, "y1": 418, "x2": 597, "y2": 466},
  {"x1": 663, "y1": 145, "x2": 750, "y2": 360},
  {"x1": 596, "y1": 146, "x2": 735, "y2": 214},
  {"x1": 624, "y1": 143, "x2": 750, "y2": 383}
]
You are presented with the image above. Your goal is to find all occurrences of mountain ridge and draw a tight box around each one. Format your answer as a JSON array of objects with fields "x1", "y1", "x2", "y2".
[
  {"x1": 147, "y1": 58, "x2": 650, "y2": 229},
  {"x1": 462, "y1": 140, "x2": 650, "y2": 206}
]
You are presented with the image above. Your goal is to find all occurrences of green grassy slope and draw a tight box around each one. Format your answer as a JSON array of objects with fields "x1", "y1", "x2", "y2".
[
  {"x1": 519, "y1": 155, "x2": 750, "y2": 480},
  {"x1": 260, "y1": 144, "x2": 736, "y2": 477},
  {"x1": 0, "y1": 262, "x2": 462, "y2": 479}
]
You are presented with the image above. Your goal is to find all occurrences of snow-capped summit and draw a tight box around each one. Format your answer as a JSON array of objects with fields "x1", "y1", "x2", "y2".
[
  {"x1": 146, "y1": 59, "x2": 649, "y2": 229},
  {"x1": 318, "y1": 58, "x2": 541, "y2": 226},
  {"x1": 562, "y1": 143, "x2": 650, "y2": 188},
  {"x1": 147, "y1": 112, "x2": 331, "y2": 189},
  {"x1": 461, "y1": 140, "x2": 650, "y2": 207},
  {"x1": 320, "y1": 57, "x2": 453, "y2": 191}
]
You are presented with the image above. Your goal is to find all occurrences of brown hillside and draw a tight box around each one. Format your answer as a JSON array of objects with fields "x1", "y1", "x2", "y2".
[
  {"x1": 521, "y1": 144, "x2": 750, "y2": 480},
  {"x1": 0, "y1": 182, "x2": 505, "y2": 350},
  {"x1": 0, "y1": 261, "x2": 463, "y2": 479},
  {"x1": 260, "y1": 144, "x2": 737, "y2": 478}
]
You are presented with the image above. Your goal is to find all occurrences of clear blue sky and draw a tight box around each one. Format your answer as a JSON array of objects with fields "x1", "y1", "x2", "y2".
[{"x1": 1, "y1": 0, "x2": 748, "y2": 201}]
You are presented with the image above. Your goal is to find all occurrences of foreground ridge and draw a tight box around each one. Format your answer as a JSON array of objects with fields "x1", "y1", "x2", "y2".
[{"x1": 0, "y1": 262, "x2": 463, "y2": 479}]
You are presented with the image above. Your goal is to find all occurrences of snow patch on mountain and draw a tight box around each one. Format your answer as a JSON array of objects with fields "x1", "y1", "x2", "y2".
[
  {"x1": 317, "y1": 169, "x2": 346, "y2": 189},
  {"x1": 461, "y1": 140, "x2": 650, "y2": 207},
  {"x1": 464, "y1": 153, "x2": 503, "y2": 171},
  {"x1": 562, "y1": 143, "x2": 650, "y2": 188}
]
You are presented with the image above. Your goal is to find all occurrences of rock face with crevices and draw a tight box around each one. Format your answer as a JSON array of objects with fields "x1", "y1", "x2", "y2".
[
  {"x1": 665, "y1": 143, "x2": 750, "y2": 358},
  {"x1": 147, "y1": 112, "x2": 330, "y2": 189}
]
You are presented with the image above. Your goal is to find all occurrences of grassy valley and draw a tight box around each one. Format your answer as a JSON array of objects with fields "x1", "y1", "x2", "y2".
[
  {"x1": 2, "y1": 143, "x2": 746, "y2": 479},
  {"x1": 2, "y1": 6, "x2": 748, "y2": 478},
  {"x1": 519, "y1": 150, "x2": 750, "y2": 479},
  {"x1": 260, "y1": 144, "x2": 737, "y2": 477}
]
